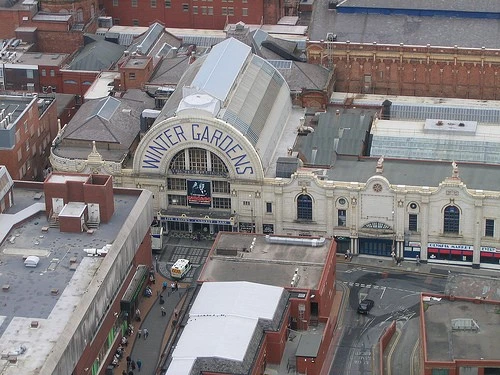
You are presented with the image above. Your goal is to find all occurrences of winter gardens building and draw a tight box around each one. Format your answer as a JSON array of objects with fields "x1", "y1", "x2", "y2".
[{"x1": 51, "y1": 37, "x2": 500, "y2": 270}]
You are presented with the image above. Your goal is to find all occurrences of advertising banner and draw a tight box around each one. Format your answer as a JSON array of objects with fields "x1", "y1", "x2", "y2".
[{"x1": 187, "y1": 180, "x2": 211, "y2": 207}]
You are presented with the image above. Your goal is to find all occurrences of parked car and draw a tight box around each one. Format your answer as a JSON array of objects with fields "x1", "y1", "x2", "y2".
[{"x1": 357, "y1": 299, "x2": 374, "y2": 314}]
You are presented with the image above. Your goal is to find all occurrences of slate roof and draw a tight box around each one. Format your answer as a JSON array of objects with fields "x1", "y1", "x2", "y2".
[
  {"x1": 55, "y1": 90, "x2": 154, "y2": 162},
  {"x1": 273, "y1": 61, "x2": 330, "y2": 92},
  {"x1": 66, "y1": 37, "x2": 126, "y2": 71}
]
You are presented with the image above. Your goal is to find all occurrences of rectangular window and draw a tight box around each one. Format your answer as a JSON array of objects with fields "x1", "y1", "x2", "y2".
[
  {"x1": 113, "y1": 18, "x2": 120, "y2": 24},
  {"x1": 243, "y1": 201, "x2": 250, "y2": 206},
  {"x1": 50, "y1": 70, "x2": 55, "y2": 77},
  {"x1": 212, "y1": 180, "x2": 229, "y2": 193},
  {"x1": 409, "y1": 214, "x2": 418, "y2": 231},
  {"x1": 41, "y1": 69, "x2": 46, "y2": 76},
  {"x1": 165, "y1": 0, "x2": 171, "y2": 7},
  {"x1": 15, "y1": 129, "x2": 20, "y2": 143},
  {"x1": 24, "y1": 121, "x2": 28, "y2": 133},
  {"x1": 213, "y1": 197, "x2": 231, "y2": 209},
  {"x1": 168, "y1": 195, "x2": 187, "y2": 206},
  {"x1": 338, "y1": 209, "x2": 346, "y2": 227},
  {"x1": 113, "y1": 0, "x2": 118, "y2": 6},
  {"x1": 242, "y1": 7, "x2": 248, "y2": 16},
  {"x1": 25, "y1": 140, "x2": 30, "y2": 151},
  {"x1": 167, "y1": 178, "x2": 186, "y2": 191},
  {"x1": 132, "y1": 19, "x2": 139, "y2": 25},
  {"x1": 131, "y1": 0, "x2": 137, "y2": 6},
  {"x1": 266, "y1": 202, "x2": 272, "y2": 213},
  {"x1": 151, "y1": 0, "x2": 157, "y2": 7},
  {"x1": 222, "y1": 6, "x2": 227, "y2": 15},
  {"x1": 242, "y1": 0, "x2": 247, "y2": 2},
  {"x1": 182, "y1": 3, "x2": 188, "y2": 11},
  {"x1": 485, "y1": 219, "x2": 494, "y2": 237},
  {"x1": 228, "y1": 7, "x2": 234, "y2": 15},
  {"x1": 207, "y1": 6, "x2": 213, "y2": 14},
  {"x1": 129, "y1": 72, "x2": 136, "y2": 80},
  {"x1": 26, "y1": 69, "x2": 33, "y2": 79},
  {"x1": 193, "y1": 5, "x2": 198, "y2": 13},
  {"x1": 201, "y1": 6, "x2": 207, "y2": 14},
  {"x1": 17, "y1": 148, "x2": 22, "y2": 161},
  {"x1": 431, "y1": 370, "x2": 449, "y2": 375}
]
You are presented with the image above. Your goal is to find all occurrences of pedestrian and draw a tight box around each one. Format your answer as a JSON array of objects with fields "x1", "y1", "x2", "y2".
[
  {"x1": 128, "y1": 371, "x2": 134, "y2": 375},
  {"x1": 174, "y1": 308, "x2": 178, "y2": 319},
  {"x1": 171, "y1": 282, "x2": 175, "y2": 293},
  {"x1": 137, "y1": 329, "x2": 142, "y2": 339},
  {"x1": 131, "y1": 360, "x2": 136, "y2": 371},
  {"x1": 161, "y1": 306, "x2": 166, "y2": 316},
  {"x1": 126, "y1": 355, "x2": 131, "y2": 369},
  {"x1": 174, "y1": 281, "x2": 178, "y2": 291},
  {"x1": 162, "y1": 280, "x2": 168, "y2": 292},
  {"x1": 160, "y1": 295, "x2": 165, "y2": 304},
  {"x1": 136, "y1": 359, "x2": 142, "y2": 372},
  {"x1": 143, "y1": 328, "x2": 149, "y2": 339},
  {"x1": 122, "y1": 370, "x2": 127, "y2": 375},
  {"x1": 135, "y1": 308, "x2": 141, "y2": 322},
  {"x1": 416, "y1": 255, "x2": 420, "y2": 266}
]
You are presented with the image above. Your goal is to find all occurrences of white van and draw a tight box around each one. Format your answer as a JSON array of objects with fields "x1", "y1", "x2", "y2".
[{"x1": 171, "y1": 258, "x2": 192, "y2": 279}]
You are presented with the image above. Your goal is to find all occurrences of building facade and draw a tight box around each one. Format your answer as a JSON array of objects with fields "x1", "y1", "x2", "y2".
[
  {"x1": 102, "y1": 0, "x2": 283, "y2": 30},
  {"x1": 50, "y1": 38, "x2": 500, "y2": 270},
  {"x1": 0, "y1": 94, "x2": 58, "y2": 180},
  {"x1": 307, "y1": 41, "x2": 500, "y2": 101}
]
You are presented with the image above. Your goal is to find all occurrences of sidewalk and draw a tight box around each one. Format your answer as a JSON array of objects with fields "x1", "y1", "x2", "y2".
[
  {"x1": 114, "y1": 271, "x2": 186, "y2": 375},
  {"x1": 339, "y1": 254, "x2": 500, "y2": 279}
]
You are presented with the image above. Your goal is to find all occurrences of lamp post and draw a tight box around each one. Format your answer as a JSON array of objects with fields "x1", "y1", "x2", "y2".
[{"x1": 249, "y1": 194, "x2": 255, "y2": 233}]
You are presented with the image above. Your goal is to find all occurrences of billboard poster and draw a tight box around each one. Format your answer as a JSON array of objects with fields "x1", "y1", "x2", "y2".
[{"x1": 187, "y1": 180, "x2": 211, "y2": 207}]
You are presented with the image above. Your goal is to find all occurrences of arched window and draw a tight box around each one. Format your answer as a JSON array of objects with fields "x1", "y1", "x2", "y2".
[
  {"x1": 443, "y1": 205, "x2": 459, "y2": 234},
  {"x1": 297, "y1": 194, "x2": 312, "y2": 221},
  {"x1": 76, "y1": 8, "x2": 84, "y2": 22}
]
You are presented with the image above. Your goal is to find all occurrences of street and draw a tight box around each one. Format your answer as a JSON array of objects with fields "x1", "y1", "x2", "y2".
[{"x1": 330, "y1": 263, "x2": 447, "y2": 374}]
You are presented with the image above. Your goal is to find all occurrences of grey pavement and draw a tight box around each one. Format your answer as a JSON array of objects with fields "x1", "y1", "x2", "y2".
[{"x1": 128, "y1": 287, "x2": 185, "y2": 375}]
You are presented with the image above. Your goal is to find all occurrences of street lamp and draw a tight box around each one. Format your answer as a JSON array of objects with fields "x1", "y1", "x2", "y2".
[{"x1": 249, "y1": 194, "x2": 255, "y2": 233}]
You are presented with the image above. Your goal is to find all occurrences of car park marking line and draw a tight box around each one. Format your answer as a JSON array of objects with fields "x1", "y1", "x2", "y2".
[{"x1": 380, "y1": 286, "x2": 387, "y2": 299}]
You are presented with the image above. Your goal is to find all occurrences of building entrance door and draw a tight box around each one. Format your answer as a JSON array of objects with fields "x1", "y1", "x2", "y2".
[{"x1": 359, "y1": 238, "x2": 393, "y2": 257}]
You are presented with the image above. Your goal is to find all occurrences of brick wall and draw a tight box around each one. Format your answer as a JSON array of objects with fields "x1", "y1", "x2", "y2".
[
  {"x1": 307, "y1": 41, "x2": 500, "y2": 100},
  {"x1": 37, "y1": 30, "x2": 84, "y2": 53},
  {"x1": 103, "y1": 0, "x2": 265, "y2": 29}
]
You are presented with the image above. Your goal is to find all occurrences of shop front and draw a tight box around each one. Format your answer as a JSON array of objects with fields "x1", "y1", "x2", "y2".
[
  {"x1": 479, "y1": 246, "x2": 500, "y2": 265},
  {"x1": 359, "y1": 238, "x2": 393, "y2": 256},
  {"x1": 160, "y1": 209, "x2": 237, "y2": 238},
  {"x1": 427, "y1": 243, "x2": 473, "y2": 263}
]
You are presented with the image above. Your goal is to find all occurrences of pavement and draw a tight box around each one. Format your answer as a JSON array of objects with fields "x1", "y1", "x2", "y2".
[{"x1": 113, "y1": 269, "x2": 188, "y2": 375}]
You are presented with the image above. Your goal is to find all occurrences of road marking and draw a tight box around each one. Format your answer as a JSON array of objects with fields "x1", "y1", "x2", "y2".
[{"x1": 380, "y1": 286, "x2": 387, "y2": 299}]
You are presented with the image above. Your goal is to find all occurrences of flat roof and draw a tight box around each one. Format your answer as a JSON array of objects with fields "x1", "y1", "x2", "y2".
[
  {"x1": 424, "y1": 297, "x2": 500, "y2": 361},
  {"x1": 198, "y1": 233, "x2": 332, "y2": 289},
  {"x1": 0, "y1": 95, "x2": 36, "y2": 131},
  {"x1": 339, "y1": 0, "x2": 500, "y2": 13},
  {"x1": 84, "y1": 71, "x2": 120, "y2": 100},
  {"x1": 18, "y1": 52, "x2": 67, "y2": 66},
  {"x1": 167, "y1": 281, "x2": 285, "y2": 375},
  {"x1": 308, "y1": 12, "x2": 500, "y2": 48},
  {"x1": 46, "y1": 174, "x2": 89, "y2": 183},
  {"x1": 0, "y1": 185, "x2": 140, "y2": 374}
]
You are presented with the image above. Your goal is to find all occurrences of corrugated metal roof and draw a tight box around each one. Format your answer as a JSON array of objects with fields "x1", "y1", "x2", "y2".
[
  {"x1": 391, "y1": 103, "x2": 500, "y2": 124},
  {"x1": 191, "y1": 38, "x2": 251, "y2": 102}
]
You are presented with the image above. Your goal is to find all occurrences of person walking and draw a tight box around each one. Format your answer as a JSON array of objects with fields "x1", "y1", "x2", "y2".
[
  {"x1": 416, "y1": 255, "x2": 421, "y2": 266},
  {"x1": 135, "y1": 308, "x2": 141, "y2": 322},
  {"x1": 143, "y1": 328, "x2": 149, "y2": 339},
  {"x1": 126, "y1": 355, "x2": 131, "y2": 369},
  {"x1": 161, "y1": 306, "x2": 166, "y2": 316},
  {"x1": 137, "y1": 329, "x2": 142, "y2": 339},
  {"x1": 130, "y1": 360, "x2": 136, "y2": 371},
  {"x1": 136, "y1": 359, "x2": 142, "y2": 372}
]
